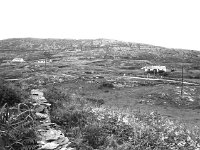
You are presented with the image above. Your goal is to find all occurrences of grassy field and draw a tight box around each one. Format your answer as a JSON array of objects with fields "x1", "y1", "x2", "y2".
[
  {"x1": 1, "y1": 38, "x2": 200, "y2": 125},
  {"x1": 1, "y1": 38, "x2": 200, "y2": 149},
  {"x1": 50, "y1": 78, "x2": 200, "y2": 128}
]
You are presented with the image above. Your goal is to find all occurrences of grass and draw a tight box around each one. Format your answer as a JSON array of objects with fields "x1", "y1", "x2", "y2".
[
  {"x1": 0, "y1": 96, "x2": 38, "y2": 150},
  {"x1": 1, "y1": 70, "x2": 200, "y2": 149},
  {"x1": 52, "y1": 78, "x2": 200, "y2": 125},
  {"x1": 1, "y1": 38, "x2": 200, "y2": 149},
  {"x1": 45, "y1": 87, "x2": 200, "y2": 150}
]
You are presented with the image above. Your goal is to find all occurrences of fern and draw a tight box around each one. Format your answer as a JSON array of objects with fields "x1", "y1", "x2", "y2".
[
  {"x1": 21, "y1": 144, "x2": 39, "y2": 150},
  {"x1": 0, "y1": 103, "x2": 38, "y2": 150}
]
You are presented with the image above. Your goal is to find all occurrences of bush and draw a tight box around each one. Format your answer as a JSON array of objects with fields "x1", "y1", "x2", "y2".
[
  {"x1": 45, "y1": 86, "x2": 92, "y2": 131},
  {"x1": 98, "y1": 81, "x2": 114, "y2": 89},
  {"x1": 0, "y1": 82, "x2": 24, "y2": 107},
  {"x1": 50, "y1": 109, "x2": 89, "y2": 130},
  {"x1": 86, "y1": 98, "x2": 105, "y2": 107},
  {"x1": 0, "y1": 103, "x2": 38, "y2": 150},
  {"x1": 44, "y1": 85, "x2": 200, "y2": 150},
  {"x1": 44, "y1": 86, "x2": 71, "y2": 111},
  {"x1": 82, "y1": 124, "x2": 108, "y2": 149}
]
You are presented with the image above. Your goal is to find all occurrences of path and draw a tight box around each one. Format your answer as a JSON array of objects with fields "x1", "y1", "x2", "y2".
[{"x1": 122, "y1": 76, "x2": 199, "y2": 86}]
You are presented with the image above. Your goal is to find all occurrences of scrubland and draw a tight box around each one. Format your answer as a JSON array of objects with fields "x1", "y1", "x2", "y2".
[{"x1": 1, "y1": 38, "x2": 200, "y2": 149}]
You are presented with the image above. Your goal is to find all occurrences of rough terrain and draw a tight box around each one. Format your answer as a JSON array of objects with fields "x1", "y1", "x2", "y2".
[
  {"x1": 0, "y1": 38, "x2": 200, "y2": 127},
  {"x1": 30, "y1": 89, "x2": 74, "y2": 150}
]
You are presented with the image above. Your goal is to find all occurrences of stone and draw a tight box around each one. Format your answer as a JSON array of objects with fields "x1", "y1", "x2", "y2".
[
  {"x1": 60, "y1": 148, "x2": 68, "y2": 150},
  {"x1": 29, "y1": 88, "x2": 73, "y2": 150},
  {"x1": 35, "y1": 104, "x2": 46, "y2": 113},
  {"x1": 42, "y1": 102, "x2": 51, "y2": 107},
  {"x1": 40, "y1": 122, "x2": 57, "y2": 128},
  {"x1": 31, "y1": 89, "x2": 44, "y2": 97},
  {"x1": 55, "y1": 142, "x2": 71, "y2": 150},
  {"x1": 65, "y1": 148, "x2": 76, "y2": 150},
  {"x1": 57, "y1": 137, "x2": 69, "y2": 146},
  {"x1": 39, "y1": 129, "x2": 64, "y2": 141},
  {"x1": 36, "y1": 112, "x2": 49, "y2": 119},
  {"x1": 40, "y1": 123, "x2": 58, "y2": 130},
  {"x1": 39, "y1": 141, "x2": 59, "y2": 149}
]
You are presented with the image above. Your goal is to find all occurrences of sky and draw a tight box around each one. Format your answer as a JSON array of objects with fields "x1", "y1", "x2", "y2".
[{"x1": 0, "y1": 0, "x2": 200, "y2": 50}]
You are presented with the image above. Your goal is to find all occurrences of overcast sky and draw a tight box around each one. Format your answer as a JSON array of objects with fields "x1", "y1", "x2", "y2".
[{"x1": 0, "y1": 0, "x2": 200, "y2": 50}]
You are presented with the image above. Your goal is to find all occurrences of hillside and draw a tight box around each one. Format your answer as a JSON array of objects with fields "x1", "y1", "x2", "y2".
[
  {"x1": 0, "y1": 38, "x2": 200, "y2": 64},
  {"x1": 0, "y1": 37, "x2": 200, "y2": 128},
  {"x1": 1, "y1": 38, "x2": 200, "y2": 149}
]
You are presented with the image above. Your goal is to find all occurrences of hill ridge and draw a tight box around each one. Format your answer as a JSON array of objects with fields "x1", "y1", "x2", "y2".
[{"x1": 0, "y1": 38, "x2": 200, "y2": 65}]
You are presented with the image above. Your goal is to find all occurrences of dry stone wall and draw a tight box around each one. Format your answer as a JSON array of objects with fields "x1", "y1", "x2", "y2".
[{"x1": 30, "y1": 89, "x2": 75, "y2": 150}]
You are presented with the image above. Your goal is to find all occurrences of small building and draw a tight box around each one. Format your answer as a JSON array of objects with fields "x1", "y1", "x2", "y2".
[
  {"x1": 141, "y1": 66, "x2": 167, "y2": 73},
  {"x1": 12, "y1": 58, "x2": 25, "y2": 63},
  {"x1": 38, "y1": 59, "x2": 45, "y2": 63},
  {"x1": 2, "y1": 60, "x2": 11, "y2": 63},
  {"x1": 37, "y1": 59, "x2": 52, "y2": 63}
]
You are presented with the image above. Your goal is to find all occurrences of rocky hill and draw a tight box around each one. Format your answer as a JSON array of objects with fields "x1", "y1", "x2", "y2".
[
  {"x1": 0, "y1": 38, "x2": 200, "y2": 64},
  {"x1": 0, "y1": 38, "x2": 200, "y2": 77}
]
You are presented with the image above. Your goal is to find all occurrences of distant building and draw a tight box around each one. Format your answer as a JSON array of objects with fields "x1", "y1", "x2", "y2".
[
  {"x1": 37, "y1": 59, "x2": 52, "y2": 63},
  {"x1": 2, "y1": 60, "x2": 11, "y2": 63},
  {"x1": 12, "y1": 58, "x2": 25, "y2": 63},
  {"x1": 141, "y1": 66, "x2": 167, "y2": 73},
  {"x1": 38, "y1": 59, "x2": 45, "y2": 63}
]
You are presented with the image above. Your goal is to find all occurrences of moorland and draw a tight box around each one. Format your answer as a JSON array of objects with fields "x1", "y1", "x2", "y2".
[{"x1": 1, "y1": 38, "x2": 200, "y2": 149}]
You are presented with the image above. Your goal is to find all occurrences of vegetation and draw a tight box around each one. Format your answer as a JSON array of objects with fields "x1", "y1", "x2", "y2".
[
  {"x1": 0, "y1": 81, "x2": 38, "y2": 150},
  {"x1": 1, "y1": 38, "x2": 200, "y2": 149},
  {"x1": 0, "y1": 103, "x2": 38, "y2": 150},
  {"x1": 98, "y1": 81, "x2": 114, "y2": 89},
  {"x1": 45, "y1": 87, "x2": 200, "y2": 150},
  {"x1": 0, "y1": 78, "x2": 200, "y2": 150},
  {"x1": 0, "y1": 80, "x2": 28, "y2": 107}
]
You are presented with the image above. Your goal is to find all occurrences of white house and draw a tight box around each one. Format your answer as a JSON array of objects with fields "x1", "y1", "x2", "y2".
[
  {"x1": 12, "y1": 58, "x2": 25, "y2": 63},
  {"x1": 37, "y1": 59, "x2": 52, "y2": 63},
  {"x1": 141, "y1": 66, "x2": 167, "y2": 73},
  {"x1": 38, "y1": 59, "x2": 45, "y2": 63}
]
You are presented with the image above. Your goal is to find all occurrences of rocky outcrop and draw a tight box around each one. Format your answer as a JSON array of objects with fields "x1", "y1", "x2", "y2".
[{"x1": 30, "y1": 89, "x2": 75, "y2": 150}]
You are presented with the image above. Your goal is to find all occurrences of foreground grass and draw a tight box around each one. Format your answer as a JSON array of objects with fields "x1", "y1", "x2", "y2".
[
  {"x1": 1, "y1": 84, "x2": 200, "y2": 150},
  {"x1": 45, "y1": 87, "x2": 200, "y2": 150}
]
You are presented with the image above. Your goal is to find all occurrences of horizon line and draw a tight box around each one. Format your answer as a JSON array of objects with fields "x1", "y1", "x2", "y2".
[{"x1": 0, "y1": 37, "x2": 199, "y2": 52}]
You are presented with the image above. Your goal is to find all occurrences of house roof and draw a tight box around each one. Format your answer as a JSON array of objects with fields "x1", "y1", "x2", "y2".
[
  {"x1": 12, "y1": 58, "x2": 25, "y2": 62},
  {"x1": 141, "y1": 66, "x2": 166, "y2": 70}
]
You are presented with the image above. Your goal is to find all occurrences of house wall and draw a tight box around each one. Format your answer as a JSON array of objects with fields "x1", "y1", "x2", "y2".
[{"x1": 142, "y1": 66, "x2": 166, "y2": 72}]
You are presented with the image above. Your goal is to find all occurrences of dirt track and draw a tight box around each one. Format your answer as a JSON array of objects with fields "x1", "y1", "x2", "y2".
[{"x1": 123, "y1": 76, "x2": 199, "y2": 86}]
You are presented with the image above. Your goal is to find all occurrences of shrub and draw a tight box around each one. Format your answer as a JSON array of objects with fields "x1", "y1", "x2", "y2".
[
  {"x1": 0, "y1": 82, "x2": 23, "y2": 107},
  {"x1": 50, "y1": 109, "x2": 89, "y2": 130},
  {"x1": 45, "y1": 85, "x2": 200, "y2": 150},
  {"x1": 45, "y1": 86, "x2": 93, "y2": 130},
  {"x1": 82, "y1": 124, "x2": 108, "y2": 149},
  {"x1": 98, "y1": 81, "x2": 114, "y2": 89},
  {"x1": 0, "y1": 103, "x2": 38, "y2": 150},
  {"x1": 85, "y1": 106, "x2": 200, "y2": 149},
  {"x1": 44, "y1": 86, "x2": 71, "y2": 111},
  {"x1": 86, "y1": 98, "x2": 105, "y2": 107}
]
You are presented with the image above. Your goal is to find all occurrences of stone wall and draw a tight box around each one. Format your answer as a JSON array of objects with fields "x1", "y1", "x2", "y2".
[{"x1": 30, "y1": 89, "x2": 75, "y2": 150}]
